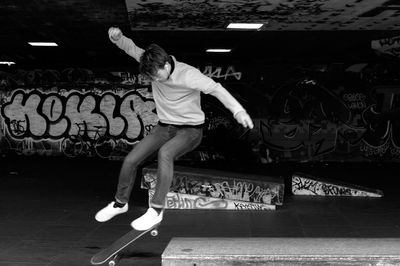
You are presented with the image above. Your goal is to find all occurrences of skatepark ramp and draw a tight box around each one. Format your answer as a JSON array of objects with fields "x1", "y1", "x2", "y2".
[
  {"x1": 292, "y1": 172, "x2": 384, "y2": 197},
  {"x1": 141, "y1": 164, "x2": 284, "y2": 211},
  {"x1": 162, "y1": 238, "x2": 400, "y2": 266}
]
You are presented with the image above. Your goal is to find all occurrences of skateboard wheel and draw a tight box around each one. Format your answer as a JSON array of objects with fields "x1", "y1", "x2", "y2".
[
  {"x1": 150, "y1": 229, "x2": 158, "y2": 236},
  {"x1": 108, "y1": 254, "x2": 120, "y2": 266}
]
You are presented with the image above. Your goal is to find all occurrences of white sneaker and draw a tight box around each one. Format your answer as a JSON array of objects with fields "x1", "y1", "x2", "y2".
[
  {"x1": 130, "y1": 208, "x2": 163, "y2": 231},
  {"x1": 95, "y1": 201, "x2": 128, "y2": 222}
]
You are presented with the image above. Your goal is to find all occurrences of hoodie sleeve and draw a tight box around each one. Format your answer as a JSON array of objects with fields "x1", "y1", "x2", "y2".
[{"x1": 109, "y1": 35, "x2": 144, "y2": 63}]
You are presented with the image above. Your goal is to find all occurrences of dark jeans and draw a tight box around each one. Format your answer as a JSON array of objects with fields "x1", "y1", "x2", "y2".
[{"x1": 115, "y1": 123, "x2": 203, "y2": 208}]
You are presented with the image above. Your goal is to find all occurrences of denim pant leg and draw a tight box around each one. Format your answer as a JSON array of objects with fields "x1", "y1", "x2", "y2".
[
  {"x1": 115, "y1": 125, "x2": 171, "y2": 204},
  {"x1": 151, "y1": 127, "x2": 203, "y2": 208}
]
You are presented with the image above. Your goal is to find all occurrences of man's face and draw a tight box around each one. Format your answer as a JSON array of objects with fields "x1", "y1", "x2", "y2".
[{"x1": 152, "y1": 63, "x2": 170, "y2": 82}]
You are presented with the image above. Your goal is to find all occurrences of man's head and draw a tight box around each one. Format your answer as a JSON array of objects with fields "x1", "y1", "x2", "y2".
[{"x1": 139, "y1": 44, "x2": 171, "y2": 82}]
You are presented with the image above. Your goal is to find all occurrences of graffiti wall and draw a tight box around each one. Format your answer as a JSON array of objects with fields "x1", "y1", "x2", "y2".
[
  {"x1": 253, "y1": 65, "x2": 400, "y2": 163},
  {"x1": 0, "y1": 70, "x2": 157, "y2": 159},
  {"x1": 0, "y1": 58, "x2": 400, "y2": 162}
]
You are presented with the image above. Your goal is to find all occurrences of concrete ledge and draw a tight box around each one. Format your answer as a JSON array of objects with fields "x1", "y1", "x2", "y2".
[
  {"x1": 162, "y1": 238, "x2": 400, "y2": 266},
  {"x1": 149, "y1": 190, "x2": 276, "y2": 210}
]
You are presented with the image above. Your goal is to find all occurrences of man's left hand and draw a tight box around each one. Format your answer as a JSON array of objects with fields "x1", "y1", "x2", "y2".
[{"x1": 235, "y1": 110, "x2": 254, "y2": 129}]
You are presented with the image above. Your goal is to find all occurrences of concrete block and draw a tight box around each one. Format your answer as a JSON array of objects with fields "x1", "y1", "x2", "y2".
[
  {"x1": 142, "y1": 164, "x2": 284, "y2": 205},
  {"x1": 162, "y1": 237, "x2": 400, "y2": 266}
]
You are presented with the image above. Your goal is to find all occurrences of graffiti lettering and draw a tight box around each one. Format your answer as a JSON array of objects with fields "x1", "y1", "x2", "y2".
[
  {"x1": 1, "y1": 89, "x2": 158, "y2": 142},
  {"x1": 111, "y1": 72, "x2": 151, "y2": 85},
  {"x1": 360, "y1": 142, "x2": 390, "y2": 156},
  {"x1": 292, "y1": 176, "x2": 353, "y2": 196},
  {"x1": 342, "y1": 93, "x2": 367, "y2": 110},
  {"x1": 262, "y1": 79, "x2": 351, "y2": 158},
  {"x1": 292, "y1": 176, "x2": 375, "y2": 197},
  {"x1": 153, "y1": 191, "x2": 275, "y2": 210},
  {"x1": 260, "y1": 120, "x2": 338, "y2": 157},
  {"x1": 201, "y1": 66, "x2": 242, "y2": 80},
  {"x1": 378, "y1": 36, "x2": 400, "y2": 47},
  {"x1": 233, "y1": 202, "x2": 272, "y2": 210},
  {"x1": 361, "y1": 87, "x2": 400, "y2": 156},
  {"x1": 372, "y1": 35, "x2": 400, "y2": 58},
  {"x1": 171, "y1": 175, "x2": 278, "y2": 204},
  {"x1": 342, "y1": 93, "x2": 366, "y2": 102},
  {"x1": 166, "y1": 193, "x2": 228, "y2": 209}
]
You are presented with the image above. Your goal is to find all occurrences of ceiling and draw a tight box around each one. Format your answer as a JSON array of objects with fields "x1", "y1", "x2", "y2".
[{"x1": 0, "y1": 0, "x2": 399, "y2": 69}]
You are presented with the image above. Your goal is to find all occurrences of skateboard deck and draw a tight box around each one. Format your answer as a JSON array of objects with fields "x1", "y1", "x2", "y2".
[{"x1": 90, "y1": 225, "x2": 159, "y2": 265}]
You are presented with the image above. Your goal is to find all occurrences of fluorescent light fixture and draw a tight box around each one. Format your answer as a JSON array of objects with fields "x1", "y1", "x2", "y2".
[
  {"x1": 28, "y1": 42, "x2": 58, "y2": 47},
  {"x1": 206, "y1": 49, "x2": 231, "y2": 53},
  {"x1": 227, "y1": 23, "x2": 263, "y2": 29},
  {"x1": 0, "y1": 61, "x2": 15, "y2": 66}
]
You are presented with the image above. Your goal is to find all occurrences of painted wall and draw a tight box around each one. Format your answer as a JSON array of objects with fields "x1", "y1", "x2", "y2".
[{"x1": 0, "y1": 59, "x2": 399, "y2": 163}]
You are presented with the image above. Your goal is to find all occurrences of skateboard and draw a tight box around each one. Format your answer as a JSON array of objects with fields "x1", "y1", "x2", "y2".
[{"x1": 90, "y1": 225, "x2": 159, "y2": 266}]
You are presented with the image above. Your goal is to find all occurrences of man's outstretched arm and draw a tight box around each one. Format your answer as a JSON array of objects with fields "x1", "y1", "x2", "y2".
[
  {"x1": 209, "y1": 86, "x2": 254, "y2": 129},
  {"x1": 184, "y1": 68, "x2": 254, "y2": 129}
]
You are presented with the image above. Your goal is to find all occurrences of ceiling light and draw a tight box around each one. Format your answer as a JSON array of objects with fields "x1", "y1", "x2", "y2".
[
  {"x1": 0, "y1": 61, "x2": 15, "y2": 66},
  {"x1": 28, "y1": 42, "x2": 58, "y2": 47},
  {"x1": 206, "y1": 49, "x2": 231, "y2": 53},
  {"x1": 227, "y1": 23, "x2": 263, "y2": 29}
]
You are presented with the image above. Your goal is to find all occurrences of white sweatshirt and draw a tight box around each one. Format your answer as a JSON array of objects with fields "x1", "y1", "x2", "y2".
[{"x1": 111, "y1": 35, "x2": 245, "y2": 126}]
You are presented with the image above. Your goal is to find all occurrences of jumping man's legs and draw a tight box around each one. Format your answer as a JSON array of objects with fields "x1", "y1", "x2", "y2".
[
  {"x1": 95, "y1": 125, "x2": 172, "y2": 222},
  {"x1": 151, "y1": 127, "x2": 203, "y2": 208},
  {"x1": 130, "y1": 126, "x2": 203, "y2": 230},
  {"x1": 115, "y1": 125, "x2": 171, "y2": 204}
]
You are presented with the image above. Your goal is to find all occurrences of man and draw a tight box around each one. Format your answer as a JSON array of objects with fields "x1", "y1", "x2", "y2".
[{"x1": 95, "y1": 27, "x2": 253, "y2": 231}]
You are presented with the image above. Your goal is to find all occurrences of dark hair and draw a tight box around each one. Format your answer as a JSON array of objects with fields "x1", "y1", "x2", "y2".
[{"x1": 139, "y1": 44, "x2": 170, "y2": 78}]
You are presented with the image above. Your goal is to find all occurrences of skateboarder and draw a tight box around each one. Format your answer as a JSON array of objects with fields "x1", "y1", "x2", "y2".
[{"x1": 95, "y1": 27, "x2": 254, "y2": 231}]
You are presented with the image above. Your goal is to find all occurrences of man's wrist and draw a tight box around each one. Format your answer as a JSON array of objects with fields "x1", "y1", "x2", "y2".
[
  {"x1": 234, "y1": 109, "x2": 246, "y2": 118},
  {"x1": 110, "y1": 36, "x2": 121, "y2": 42}
]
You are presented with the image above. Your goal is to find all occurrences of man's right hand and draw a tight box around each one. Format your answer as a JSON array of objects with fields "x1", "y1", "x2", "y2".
[
  {"x1": 108, "y1": 27, "x2": 122, "y2": 42},
  {"x1": 235, "y1": 110, "x2": 254, "y2": 129}
]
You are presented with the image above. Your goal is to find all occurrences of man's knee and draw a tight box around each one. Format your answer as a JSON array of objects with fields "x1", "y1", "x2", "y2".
[
  {"x1": 158, "y1": 146, "x2": 174, "y2": 161},
  {"x1": 123, "y1": 154, "x2": 140, "y2": 167}
]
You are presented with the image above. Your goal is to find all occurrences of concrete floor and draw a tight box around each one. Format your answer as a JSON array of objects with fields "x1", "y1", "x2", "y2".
[{"x1": 0, "y1": 156, "x2": 400, "y2": 266}]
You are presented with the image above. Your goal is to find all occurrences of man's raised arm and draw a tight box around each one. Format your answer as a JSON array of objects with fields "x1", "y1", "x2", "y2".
[{"x1": 108, "y1": 27, "x2": 144, "y2": 62}]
